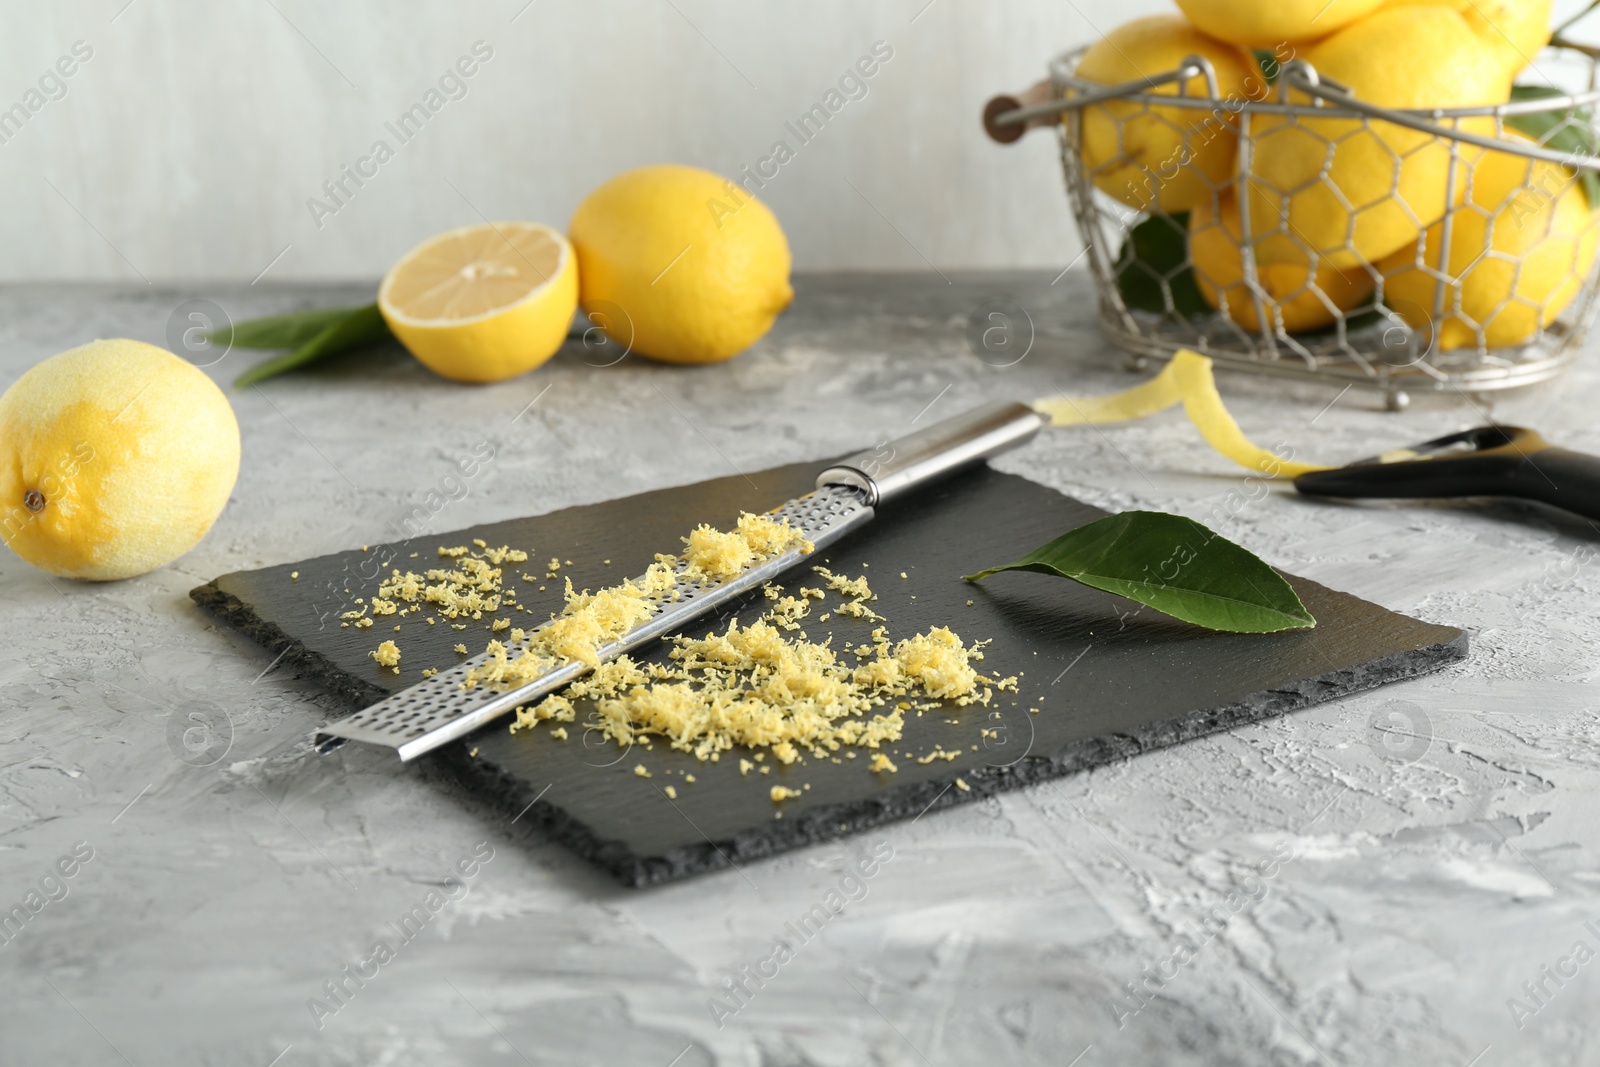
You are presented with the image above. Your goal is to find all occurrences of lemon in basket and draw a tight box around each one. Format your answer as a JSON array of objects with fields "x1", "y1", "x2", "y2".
[
  {"x1": 1245, "y1": 6, "x2": 1513, "y2": 269},
  {"x1": 568, "y1": 164, "x2": 792, "y2": 365},
  {"x1": 1189, "y1": 191, "x2": 1375, "y2": 334},
  {"x1": 0, "y1": 339, "x2": 240, "y2": 581},
  {"x1": 1074, "y1": 15, "x2": 1260, "y2": 214},
  {"x1": 1174, "y1": 0, "x2": 1386, "y2": 48},
  {"x1": 1390, "y1": 0, "x2": 1553, "y2": 76},
  {"x1": 1377, "y1": 135, "x2": 1600, "y2": 351},
  {"x1": 378, "y1": 222, "x2": 578, "y2": 383}
]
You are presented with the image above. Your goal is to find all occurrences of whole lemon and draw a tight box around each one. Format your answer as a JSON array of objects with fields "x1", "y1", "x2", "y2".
[
  {"x1": 568, "y1": 164, "x2": 793, "y2": 365},
  {"x1": 1245, "y1": 6, "x2": 1512, "y2": 269},
  {"x1": 0, "y1": 339, "x2": 240, "y2": 580},
  {"x1": 1189, "y1": 191, "x2": 1375, "y2": 334},
  {"x1": 1378, "y1": 136, "x2": 1600, "y2": 350},
  {"x1": 1174, "y1": 0, "x2": 1386, "y2": 47},
  {"x1": 1074, "y1": 15, "x2": 1261, "y2": 214},
  {"x1": 1389, "y1": 0, "x2": 1552, "y2": 76},
  {"x1": 379, "y1": 221, "x2": 578, "y2": 384}
]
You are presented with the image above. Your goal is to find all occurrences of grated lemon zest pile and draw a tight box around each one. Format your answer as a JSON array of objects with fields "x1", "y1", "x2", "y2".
[
  {"x1": 812, "y1": 566, "x2": 883, "y2": 621},
  {"x1": 681, "y1": 513, "x2": 813, "y2": 581},
  {"x1": 370, "y1": 640, "x2": 400, "y2": 671},
  {"x1": 737, "y1": 512, "x2": 815, "y2": 557},
  {"x1": 371, "y1": 514, "x2": 1018, "y2": 788},
  {"x1": 1034, "y1": 349, "x2": 1329, "y2": 479},
  {"x1": 462, "y1": 513, "x2": 814, "y2": 689},
  {"x1": 366, "y1": 543, "x2": 527, "y2": 670},
  {"x1": 681, "y1": 526, "x2": 755, "y2": 580},
  {"x1": 509, "y1": 582, "x2": 1007, "y2": 775},
  {"x1": 375, "y1": 550, "x2": 521, "y2": 621}
]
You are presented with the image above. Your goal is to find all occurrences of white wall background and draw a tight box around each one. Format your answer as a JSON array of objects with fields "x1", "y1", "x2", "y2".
[
  {"x1": 0, "y1": 0, "x2": 1165, "y2": 281},
  {"x1": 2, "y1": 0, "x2": 1593, "y2": 282}
]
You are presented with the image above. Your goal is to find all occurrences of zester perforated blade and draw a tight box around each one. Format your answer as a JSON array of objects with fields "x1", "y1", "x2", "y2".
[{"x1": 312, "y1": 484, "x2": 875, "y2": 761}]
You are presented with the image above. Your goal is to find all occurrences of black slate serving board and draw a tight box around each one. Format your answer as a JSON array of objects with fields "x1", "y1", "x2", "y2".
[{"x1": 192, "y1": 461, "x2": 1467, "y2": 885}]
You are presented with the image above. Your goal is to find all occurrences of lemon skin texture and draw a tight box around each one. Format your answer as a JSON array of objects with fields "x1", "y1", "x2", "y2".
[
  {"x1": 1245, "y1": 6, "x2": 1514, "y2": 269},
  {"x1": 1174, "y1": 0, "x2": 1387, "y2": 47},
  {"x1": 1378, "y1": 141, "x2": 1600, "y2": 350},
  {"x1": 0, "y1": 339, "x2": 240, "y2": 581},
  {"x1": 569, "y1": 164, "x2": 795, "y2": 365},
  {"x1": 1075, "y1": 15, "x2": 1261, "y2": 214},
  {"x1": 1190, "y1": 191, "x2": 1375, "y2": 333}
]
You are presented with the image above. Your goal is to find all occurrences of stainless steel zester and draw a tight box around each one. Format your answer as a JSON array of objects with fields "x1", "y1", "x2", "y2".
[{"x1": 312, "y1": 401, "x2": 1046, "y2": 761}]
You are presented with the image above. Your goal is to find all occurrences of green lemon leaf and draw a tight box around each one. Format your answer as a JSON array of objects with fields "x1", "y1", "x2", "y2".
[
  {"x1": 233, "y1": 304, "x2": 392, "y2": 388},
  {"x1": 964, "y1": 511, "x2": 1315, "y2": 633},
  {"x1": 1252, "y1": 49, "x2": 1283, "y2": 85},
  {"x1": 1506, "y1": 84, "x2": 1600, "y2": 210},
  {"x1": 1114, "y1": 212, "x2": 1210, "y2": 318},
  {"x1": 209, "y1": 305, "x2": 369, "y2": 349}
]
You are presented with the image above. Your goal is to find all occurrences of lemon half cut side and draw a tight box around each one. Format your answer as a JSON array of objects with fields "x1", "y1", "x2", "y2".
[{"x1": 378, "y1": 221, "x2": 579, "y2": 384}]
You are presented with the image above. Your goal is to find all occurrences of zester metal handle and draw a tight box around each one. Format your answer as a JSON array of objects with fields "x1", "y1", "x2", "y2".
[{"x1": 816, "y1": 401, "x2": 1046, "y2": 506}]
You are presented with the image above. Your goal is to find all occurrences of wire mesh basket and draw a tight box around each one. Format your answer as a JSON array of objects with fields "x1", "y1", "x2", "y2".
[{"x1": 985, "y1": 39, "x2": 1600, "y2": 410}]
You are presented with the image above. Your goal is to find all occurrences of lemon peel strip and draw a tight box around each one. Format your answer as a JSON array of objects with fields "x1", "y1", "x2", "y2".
[
  {"x1": 1034, "y1": 349, "x2": 1329, "y2": 479},
  {"x1": 1034, "y1": 358, "x2": 1182, "y2": 426}
]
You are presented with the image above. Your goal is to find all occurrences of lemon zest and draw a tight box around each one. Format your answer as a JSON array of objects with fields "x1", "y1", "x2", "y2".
[{"x1": 1034, "y1": 349, "x2": 1329, "y2": 478}]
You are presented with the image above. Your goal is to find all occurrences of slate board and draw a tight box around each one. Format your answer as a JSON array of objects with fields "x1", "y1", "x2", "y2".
[{"x1": 192, "y1": 461, "x2": 1468, "y2": 886}]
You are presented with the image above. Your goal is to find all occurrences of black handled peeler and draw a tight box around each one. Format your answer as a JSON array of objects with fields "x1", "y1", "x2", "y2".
[{"x1": 1293, "y1": 426, "x2": 1600, "y2": 523}]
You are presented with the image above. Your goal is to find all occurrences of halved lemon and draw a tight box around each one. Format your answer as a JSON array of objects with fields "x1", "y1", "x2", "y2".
[{"x1": 378, "y1": 221, "x2": 579, "y2": 383}]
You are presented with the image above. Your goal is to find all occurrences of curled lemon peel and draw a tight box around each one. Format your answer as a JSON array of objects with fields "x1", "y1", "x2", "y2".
[
  {"x1": 1034, "y1": 349, "x2": 1329, "y2": 479},
  {"x1": 1035, "y1": 362, "x2": 1181, "y2": 426}
]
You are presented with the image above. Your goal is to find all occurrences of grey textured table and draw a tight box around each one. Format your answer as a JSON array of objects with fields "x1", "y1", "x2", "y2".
[{"x1": 2, "y1": 274, "x2": 1596, "y2": 1067}]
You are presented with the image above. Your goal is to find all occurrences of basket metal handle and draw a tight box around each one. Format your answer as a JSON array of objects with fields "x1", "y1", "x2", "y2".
[
  {"x1": 1277, "y1": 61, "x2": 1600, "y2": 173},
  {"x1": 982, "y1": 57, "x2": 1217, "y2": 144},
  {"x1": 985, "y1": 53, "x2": 1600, "y2": 173},
  {"x1": 982, "y1": 79, "x2": 1058, "y2": 143}
]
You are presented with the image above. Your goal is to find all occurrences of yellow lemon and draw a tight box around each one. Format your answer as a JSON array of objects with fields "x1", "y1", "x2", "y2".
[
  {"x1": 1246, "y1": 6, "x2": 1513, "y2": 269},
  {"x1": 1377, "y1": 137, "x2": 1600, "y2": 350},
  {"x1": 1075, "y1": 15, "x2": 1262, "y2": 214},
  {"x1": 0, "y1": 339, "x2": 239, "y2": 581},
  {"x1": 379, "y1": 221, "x2": 578, "y2": 383},
  {"x1": 568, "y1": 164, "x2": 793, "y2": 365},
  {"x1": 1190, "y1": 191, "x2": 1375, "y2": 333},
  {"x1": 1174, "y1": 0, "x2": 1387, "y2": 47},
  {"x1": 1389, "y1": 0, "x2": 1552, "y2": 75}
]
